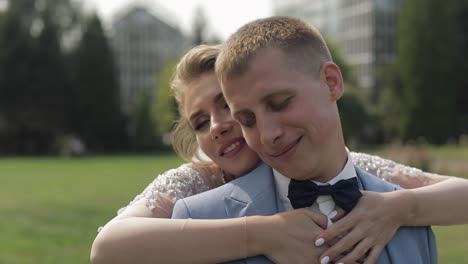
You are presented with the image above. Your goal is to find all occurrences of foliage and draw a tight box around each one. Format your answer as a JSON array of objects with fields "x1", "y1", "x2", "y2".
[
  {"x1": 153, "y1": 61, "x2": 177, "y2": 138},
  {"x1": 328, "y1": 39, "x2": 376, "y2": 145},
  {"x1": 190, "y1": 5, "x2": 221, "y2": 45},
  {"x1": 0, "y1": 1, "x2": 130, "y2": 154},
  {"x1": 192, "y1": 5, "x2": 208, "y2": 45},
  {"x1": 398, "y1": 0, "x2": 461, "y2": 143},
  {"x1": 377, "y1": 63, "x2": 404, "y2": 139},
  {"x1": 70, "y1": 14, "x2": 127, "y2": 152},
  {"x1": 0, "y1": 1, "x2": 75, "y2": 154},
  {"x1": 455, "y1": 0, "x2": 468, "y2": 136},
  {"x1": 129, "y1": 94, "x2": 161, "y2": 151}
]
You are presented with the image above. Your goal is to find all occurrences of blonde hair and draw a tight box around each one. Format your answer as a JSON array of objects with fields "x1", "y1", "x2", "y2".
[
  {"x1": 216, "y1": 16, "x2": 332, "y2": 83},
  {"x1": 170, "y1": 45, "x2": 221, "y2": 162}
]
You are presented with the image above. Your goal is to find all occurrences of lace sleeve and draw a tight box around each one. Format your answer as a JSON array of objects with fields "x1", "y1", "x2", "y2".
[
  {"x1": 119, "y1": 163, "x2": 211, "y2": 215},
  {"x1": 350, "y1": 151, "x2": 426, "y2": 186}
]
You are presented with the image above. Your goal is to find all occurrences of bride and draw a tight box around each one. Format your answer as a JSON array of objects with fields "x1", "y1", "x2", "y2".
[{"x1": 91, "y1": 45, "x2": 468, "y2": 264}]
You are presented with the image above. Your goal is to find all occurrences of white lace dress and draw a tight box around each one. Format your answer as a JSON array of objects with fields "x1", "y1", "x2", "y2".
[{"x1": 118, "y1": 152, "x2": 428, "y2": 217}]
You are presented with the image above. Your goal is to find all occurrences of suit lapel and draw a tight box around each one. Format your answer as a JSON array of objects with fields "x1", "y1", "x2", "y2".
[{"x1": 224, "y1": 163, "x2": 279, "y2": 218}]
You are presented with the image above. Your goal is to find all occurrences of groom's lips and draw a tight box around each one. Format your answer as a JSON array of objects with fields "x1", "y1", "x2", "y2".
[{"x1": 268, "y1": 136, "x2": 302, "y2": 159}]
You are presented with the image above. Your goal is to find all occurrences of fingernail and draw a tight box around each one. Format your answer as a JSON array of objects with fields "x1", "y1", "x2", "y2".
[
  {"x1": 320, "y1": 256, "x2": 330, "y2": 264},
  {"x1": 315, "y1": 238, "x2": 325, "y2": 246},
  {"x1": 329, "y1": 210, "x2": 338, "y2": 219},
  {"x1": 337, "y1": 262, "x2": 344, "y2": 264}
]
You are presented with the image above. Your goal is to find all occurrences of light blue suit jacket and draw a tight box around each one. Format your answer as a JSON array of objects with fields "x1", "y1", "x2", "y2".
[{"x1": 172, "y1": 162, "x2": 437, "y2": 264}]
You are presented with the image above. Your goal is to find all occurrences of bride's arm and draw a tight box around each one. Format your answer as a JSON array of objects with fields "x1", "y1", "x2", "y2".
[
  {"x1": 350, "y1": 151, "x2": 468, "y2": 225},
  {"x1": 315, "y1": 152, "x2": 468, "y2": 264},
  {"x1": 91, "y1": 164, "x2": 328, "y2": 264}
]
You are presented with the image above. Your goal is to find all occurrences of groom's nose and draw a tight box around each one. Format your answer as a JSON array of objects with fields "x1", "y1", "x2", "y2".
[{"x1": 257, "y1": 114, "x2": 283, "y2": 146}]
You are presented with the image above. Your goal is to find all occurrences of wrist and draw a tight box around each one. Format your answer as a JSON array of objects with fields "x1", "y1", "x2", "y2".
[
  {"x1": 245, "y1": 215, "x2": 278, "y2": 257},
  {"x1": 391, "y1": 189, "x2": 417, "y2": 226}
]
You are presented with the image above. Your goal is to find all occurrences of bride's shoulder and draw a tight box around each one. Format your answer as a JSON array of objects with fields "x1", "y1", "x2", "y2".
[
  {"x1": 120, "y1": 163, "x2": 210, "y2": 213},
  {"x1": 350, "y1": 151, "x2": 423, "y2": 182}
]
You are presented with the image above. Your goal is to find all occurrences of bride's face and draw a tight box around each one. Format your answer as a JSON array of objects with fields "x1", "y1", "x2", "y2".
[{"x1": 184, "y1": 71, "x2": 261, "y2": 177}]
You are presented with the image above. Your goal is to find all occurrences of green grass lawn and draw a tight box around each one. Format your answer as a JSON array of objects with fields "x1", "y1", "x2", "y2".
[
  {"x1": 0, "y1": 155, "x2": 184, "y2": 264},
  {"x1": 0, "y1": 153, "x2": 467, "y2": 263}
]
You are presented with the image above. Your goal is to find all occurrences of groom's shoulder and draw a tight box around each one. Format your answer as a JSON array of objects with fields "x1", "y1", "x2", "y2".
[
  {"x1": 355, "y1": 165, "x2": 401, "y2": 192},
  {"x1": 172, "y1": 162, "x2": 273, "y2": 218},
  {"x1": 186, "y1": 162, "x2": 272, "y2": 201}
]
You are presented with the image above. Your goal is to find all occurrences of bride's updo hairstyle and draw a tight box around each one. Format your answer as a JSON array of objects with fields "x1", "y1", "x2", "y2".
[{"x1": 170, "y1": 45, "x2": 221, "y2": 162}]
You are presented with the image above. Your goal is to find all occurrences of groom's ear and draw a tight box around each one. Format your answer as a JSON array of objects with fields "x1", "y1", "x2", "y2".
[{"x1": 321, "y1": 62, "x2": 344, "y2": 101}]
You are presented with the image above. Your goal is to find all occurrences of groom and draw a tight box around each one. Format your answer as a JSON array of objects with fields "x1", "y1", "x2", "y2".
[{"x1": 172, "y1": 16, "x2": 436, "y2": 264}]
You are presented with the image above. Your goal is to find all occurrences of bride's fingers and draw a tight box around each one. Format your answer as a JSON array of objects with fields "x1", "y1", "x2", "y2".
[
  {"x1": 319, "y1": 226, "x2": 367, "y2": 262},
  {"x1": 315, "y1": 211, "x2": 358, "y2": 248},
  {"x1": 331, "y1": 207, "x2": 346, "y2": 222},
  {"x1": 303, "y1": 208, "x2": 329, "y2": 230},
  {"x1": 333, "y1": 237, "x2": 375, "y2": 264},
  {"x1": 362, "y1": 244, "x2": 384, "y2": 264}
]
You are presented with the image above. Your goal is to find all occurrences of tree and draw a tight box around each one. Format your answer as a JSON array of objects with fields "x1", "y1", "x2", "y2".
[
  {"x1": 0, "y1": 0, "x2": 86, "y2": 154},
  {"x1": 192, "y1": 5, "x2": 208, "y2": 45},
  {"x1": 129, "y1": 93, "x2": 160, "y2": 151},
  {"x1": 398, "y1": 0, "x2": 460, "y2": 143},
  {"x1": 71, "y1": 14, "x2": 126, "y2": 151},
  {"x1": 455, "y1": 0, "x2": 468, "y2": 136},
  {"x1": 328, "y1": 40, "x2": 375, "y2": 145},
  {"x1": 153, "y1": 61, "x2": 177, "y2": 139}
]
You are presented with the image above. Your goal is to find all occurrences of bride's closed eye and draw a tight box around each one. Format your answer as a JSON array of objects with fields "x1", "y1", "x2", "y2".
[{"x1": 194, "y1": 119, "x2": 209, "y2": 131}]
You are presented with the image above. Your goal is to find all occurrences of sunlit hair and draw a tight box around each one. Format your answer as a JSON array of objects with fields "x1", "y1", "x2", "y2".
[
  {"x1": 215, "y1": 16, "x2": 332, "y2": 83},
  {"x1": 170, "y1": 45, "x2": 221, "y2": 162}
]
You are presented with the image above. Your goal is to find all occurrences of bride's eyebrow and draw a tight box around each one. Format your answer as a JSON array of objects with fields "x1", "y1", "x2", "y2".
[
  {"x1": 189, "y1": 111, "x2": 203, "y2": 124},
  {"x1": 214, "y1": 92, "x2": 225, "y2": 104}
]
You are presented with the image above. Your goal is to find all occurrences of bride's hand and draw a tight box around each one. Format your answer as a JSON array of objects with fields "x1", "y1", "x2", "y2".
[
  {"x1": 248, "y1": 208, "x2": 329, "y2": 264},
  {"x1": 314, "y1": 191, "x2": 413, "y2": 264}
]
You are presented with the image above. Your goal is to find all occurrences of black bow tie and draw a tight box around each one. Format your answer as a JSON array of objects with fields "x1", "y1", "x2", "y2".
[{"x1": 287, "y1": 177, "x2": 362, "y2": 213}]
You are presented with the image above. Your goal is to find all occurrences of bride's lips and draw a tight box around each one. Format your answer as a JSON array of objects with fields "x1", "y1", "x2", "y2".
[
  {"x1": 218, "y1": 137, "x2": 246, "y2": 158},
  {"x1": 268, "y1": 136, "x2": 302, "y2": 159}
]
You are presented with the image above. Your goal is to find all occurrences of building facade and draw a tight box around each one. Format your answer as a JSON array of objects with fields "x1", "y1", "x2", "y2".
[
  {"x1": 274, "y1": 0, "x2": 400, "y2": 95},
  {"x1": 111, "y1": 4, "x2": 188, "y2": 115}
]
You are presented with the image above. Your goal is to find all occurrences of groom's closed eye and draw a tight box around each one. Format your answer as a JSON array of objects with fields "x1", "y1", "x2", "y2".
[
  {"x1": 235, "y1": 111, "x2": 256, "y2": 128},
  {"x1": 267, "y1": 95, "x2": 294, "y2": 111}
]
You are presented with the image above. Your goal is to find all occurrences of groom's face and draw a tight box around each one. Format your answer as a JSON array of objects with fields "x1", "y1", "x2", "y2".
[{"x1": 222, "y1": 47, "x2": 344, "y2": 182}]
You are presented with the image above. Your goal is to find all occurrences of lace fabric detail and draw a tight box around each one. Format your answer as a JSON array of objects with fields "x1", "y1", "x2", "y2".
[
  {"x1": 119, "y1": 164, "x2": 210, "y2": 214},
  {"x1": 350, "y1": 151, "x2": 423, "y2": 183},
  {"x1": 117, "y1": 153, "x2": 426, "y2": 215}
]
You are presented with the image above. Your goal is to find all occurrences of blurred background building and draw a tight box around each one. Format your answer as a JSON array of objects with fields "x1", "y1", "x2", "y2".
[
  {"x1": 111, "y1": 3, "x2": 188, "y2": 116},
  {"x1": 274, "y1": 0, "x2": 400, "y2": 97}
]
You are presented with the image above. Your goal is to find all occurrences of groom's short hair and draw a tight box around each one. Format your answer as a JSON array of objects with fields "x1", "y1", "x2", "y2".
[{"x1": 215, "y1": 16, "x2": 333, "y2": 83}]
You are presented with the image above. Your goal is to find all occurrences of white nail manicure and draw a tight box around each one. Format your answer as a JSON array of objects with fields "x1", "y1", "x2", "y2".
[
  {"x1": 320, "y1": 256, "x2": 330, "y2": 264},
  {"x1": 329, "y1": 210, "x2": 338, "y2": 219},
  {"x1": 315, "y1": 238, "x2": 325, "y2": 246}
]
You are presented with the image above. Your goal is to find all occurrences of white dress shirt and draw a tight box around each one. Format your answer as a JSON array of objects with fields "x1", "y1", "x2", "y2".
[{"x1": 273, "y1": 150, "x2": 357, "y2": 227}]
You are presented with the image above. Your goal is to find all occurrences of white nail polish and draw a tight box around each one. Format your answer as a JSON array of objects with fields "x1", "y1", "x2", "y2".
[
  {"x1": 320, "y1": 256, "x2": 330, "y2": 264},
  {"x1": 337, "y1": 262, "x2": 344, "y2": 264},
  {"x1": 329, "y1": 210, "x2": 338, "y2": 219},
  {"x1": 315, "y1": 238, "x2": 325, "y2": 246}
]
